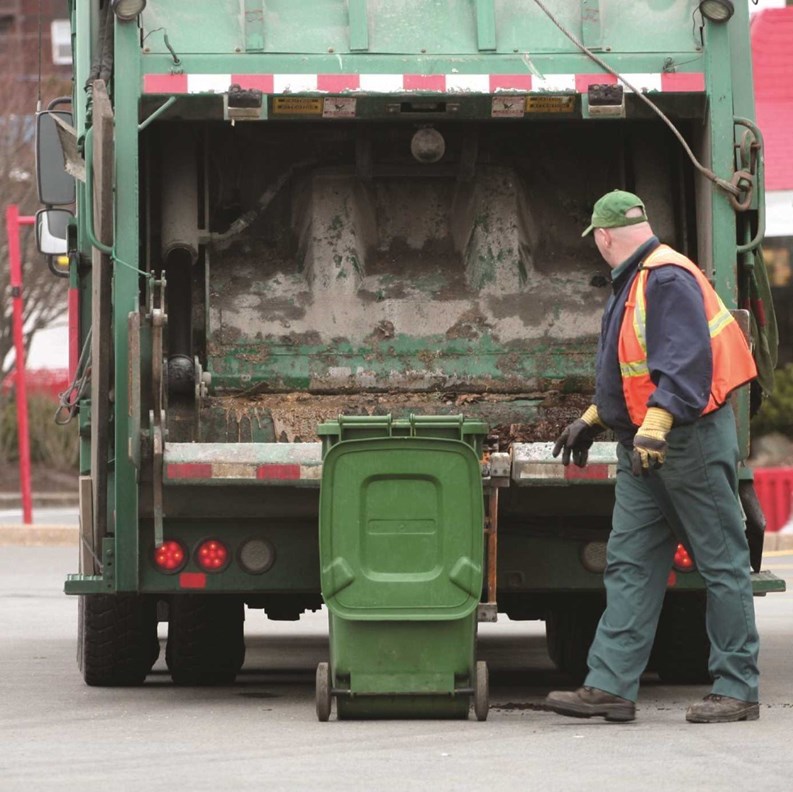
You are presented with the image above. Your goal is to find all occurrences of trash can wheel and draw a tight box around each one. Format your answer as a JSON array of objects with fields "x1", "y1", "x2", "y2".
[
  {"x1": 474, "y1": 660, "x2": 489, "y2": 722},
  {"x1": 316, "y1": 662, "x2": 332, "y2": 722}
]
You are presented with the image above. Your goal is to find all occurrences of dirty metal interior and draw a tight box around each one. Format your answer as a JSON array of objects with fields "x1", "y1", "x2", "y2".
[{"x1": 143, "y1": 118, "x2": 700, "y2": 447}]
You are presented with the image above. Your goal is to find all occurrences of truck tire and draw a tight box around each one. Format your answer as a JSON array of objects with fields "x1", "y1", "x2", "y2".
[
  {"x1": 651, "y1": 592, "x2": 711, "y2": 684},
  {"x1": 77, "y1": 594, "x2": 160, "y2": 686},
  {"x1": 166, "y1": 595, "x2": 245, "y2": 686},
  {"x1": 545, "y1": 597, "x2": 605, "y2": 682}
]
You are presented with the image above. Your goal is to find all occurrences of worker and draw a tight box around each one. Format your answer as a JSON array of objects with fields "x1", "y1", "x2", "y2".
[{"x1": 546, "y1": 190, "x2": 760, "y2": 724}]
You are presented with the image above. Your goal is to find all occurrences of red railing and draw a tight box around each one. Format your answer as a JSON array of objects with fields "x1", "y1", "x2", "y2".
[
  {"x1": 754, "y1": 468, "x2": 793, "y2": 533},
  {"x1": 6, "y1": 204, "x2": 35, "y2": 524}
]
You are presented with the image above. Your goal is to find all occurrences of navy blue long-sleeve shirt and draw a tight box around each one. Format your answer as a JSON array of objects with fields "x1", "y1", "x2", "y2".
[{"x1": 594, "y1": 237, "x2": 713, "y2": 447}]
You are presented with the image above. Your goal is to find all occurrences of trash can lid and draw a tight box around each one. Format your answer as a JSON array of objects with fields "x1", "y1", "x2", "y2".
[{"x1": 319, "y1": 437, "x2": 485, "y2": 621}]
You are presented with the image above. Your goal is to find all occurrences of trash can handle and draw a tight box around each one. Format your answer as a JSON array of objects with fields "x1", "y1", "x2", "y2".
[
  {"x1": 408, "y1": 413, "x2": 465, "y2": 438},
  {"x1": 337, "y1": 413, "x2": 393, "y2": 440}
]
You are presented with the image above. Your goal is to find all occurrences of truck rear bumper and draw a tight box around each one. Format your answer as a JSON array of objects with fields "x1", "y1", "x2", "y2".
[
  {"x1": 161, "y1": 441, "x2": 622, "y2": 487},
  {"x1": 65, "y1": 568, "x2": 786, "y2": 597},
  {"x1": 65, "y1": 443, "x2": 785, "y2": 597},
  {"x1": 165, "y1": 443, "x2": 322, "y2": 486}
]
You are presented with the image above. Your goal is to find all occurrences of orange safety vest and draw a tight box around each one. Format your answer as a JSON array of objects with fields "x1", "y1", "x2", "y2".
[{"x1": 618, "y1": 244, "x2": 757, "y2": 427}]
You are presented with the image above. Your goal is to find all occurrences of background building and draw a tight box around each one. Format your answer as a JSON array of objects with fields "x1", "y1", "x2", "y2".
[
  {"x1": 1, "y1": 1, "x2": 71, "y2": 373},
  {"x1": 0, "y1": 0, "x2": 72, "y2": 89}
]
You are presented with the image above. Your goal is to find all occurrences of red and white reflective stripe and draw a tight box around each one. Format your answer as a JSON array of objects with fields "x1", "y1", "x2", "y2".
[
  {"x1": 167, "y1": 463, "x2": 213, "y2": 480},
  {"x1": 166, "y1": 462, "x2": 319, "y2": 482},
  {"x1": 514, "y1": 462, "x2": 618, "y2": 482},
  {"x1": 531, "y1": 74, "x2": 576, "y2": 92},
  {"x1": 164, "y1": 443, "x2": 323, "y2": 484},
  {"x1": 143, "y1": 73, "x2": 189, "y2": 94},
  {"x1": 489, "y1": 74, "x2": 533, "y2": 92},
  {"x1": 660, "y1": 71, "x2": 705, "y2": 92},
  {"x1": 256, "y1": 464, "x2": 302, "y2": 481},
  {"x1": 143, "y1": 72, "x2": 705, "y2": 95},
  {"x1": 511, "y1": 442, "x2": 619, "y2": 485},
  {"x1": 564, "y1": 464, "x2": 612, "y2": 481}
]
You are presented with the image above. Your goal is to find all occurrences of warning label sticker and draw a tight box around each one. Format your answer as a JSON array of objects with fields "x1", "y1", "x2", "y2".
[
  {"x1": 323, "y1": 97, "x2": 357, "y2": 118},
  {"x1": 525, "y1": 95, "x2": 576, "y2": 113},
  {"x1": 491, "y1": 97, "x2": 526, "y2": 118},
  {"x1": 272, "y1": 97, "x2": 323, "y2": 116}
]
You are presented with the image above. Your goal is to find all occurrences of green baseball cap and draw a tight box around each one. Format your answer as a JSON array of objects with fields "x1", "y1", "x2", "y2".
[{"x1": 582, "y1": 190, "x2": 648, "y2": 237}]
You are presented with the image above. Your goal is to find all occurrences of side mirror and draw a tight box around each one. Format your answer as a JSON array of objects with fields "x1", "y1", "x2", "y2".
[
  {"x1": 36, "y1": 208, "x2": 73, "y2": 255},
  {"x1": 36, "y1": 110, "x2": 75, "y2": 206}
]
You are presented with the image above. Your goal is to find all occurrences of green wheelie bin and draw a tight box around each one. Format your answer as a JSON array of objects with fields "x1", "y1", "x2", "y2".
[{"x1": 315, "y1": 415, "x2": 489, "y2": 721}]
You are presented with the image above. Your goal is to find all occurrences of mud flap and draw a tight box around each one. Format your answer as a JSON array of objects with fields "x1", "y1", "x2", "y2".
[{"x1": 739, "y1": 479, "x2": 765, "y2": 573}]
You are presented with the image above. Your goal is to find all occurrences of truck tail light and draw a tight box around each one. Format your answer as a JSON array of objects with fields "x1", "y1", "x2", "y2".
[
  {"x1": 673, "y1": 543, "x2": 695, "y2": 572},
  {"x1": 580, "y1": 541, "x2": 607, "y2": 574},
  {"x1": 239, "y1": 538, "x2": 276, "y2": 574},
  {"x1": 154, "y1": 540, "x2": 187, "y2": 573},
  {"x1": 196, "y1": 539, "x2": 230, "y2": 572}
]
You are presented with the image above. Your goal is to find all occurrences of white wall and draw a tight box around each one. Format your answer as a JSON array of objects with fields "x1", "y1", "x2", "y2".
[
  {"x1": 750, "y1": 0, "x2": 787, "y2": 13},
  {"x1": 27, "y1": 323, "x2": 69, "y2": 369},
  {"x1": 2, "y1": 317, "x2": 68, "y2": 372},
  {"x1": 767, "y1": 191, "x2": 793, "y2": 238}
]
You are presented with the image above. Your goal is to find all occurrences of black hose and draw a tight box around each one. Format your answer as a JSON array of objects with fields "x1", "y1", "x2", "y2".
[
  {"x1": 97, "y1": 5, "x2": 115, "y2": 84},
  {"x1": 86, "y1": 2, "x2": 114, "y2": 89}
]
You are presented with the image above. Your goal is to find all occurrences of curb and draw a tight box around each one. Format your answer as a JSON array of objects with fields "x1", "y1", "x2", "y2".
[
  {"x1": 0, "y1": 494, "x2": 79, "y2": 509},
  {"x1": 0, "y1": 525, "x2": 78, "y2": 546}
]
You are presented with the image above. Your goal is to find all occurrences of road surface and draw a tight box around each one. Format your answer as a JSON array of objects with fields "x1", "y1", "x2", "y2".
[{"x1": 1, "y1": 546, "x2": 791, "y2": 792}]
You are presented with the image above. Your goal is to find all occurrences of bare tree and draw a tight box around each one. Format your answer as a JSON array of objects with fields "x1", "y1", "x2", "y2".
[{"x1": 1, "y1": 47, "x2": 72, "y2": 382}]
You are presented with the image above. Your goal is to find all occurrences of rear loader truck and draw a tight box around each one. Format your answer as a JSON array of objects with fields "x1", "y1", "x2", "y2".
[{"x1": 33, "y1": 0, "x2": 784, "y2": 706}]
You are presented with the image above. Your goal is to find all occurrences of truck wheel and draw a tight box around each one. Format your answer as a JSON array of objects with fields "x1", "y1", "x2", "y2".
[
  {"x1": 77, "y1": 594, "x2": 160, "y2": 686},
  {"x1": 315, "y1": 662, "x2": 332, "y2": 721},
  {"x1": 166, "y1": 595, "x2": 245, "y2": 686},
  {"x1": 545, "y1": 597, "x2": 604, "y2": 682},
  {"x1": 651, "y1": 593, "x2": 711, "y2": 684},
  {"x1": 473, "y1": 661, "x2": 489, "y2": 722}
]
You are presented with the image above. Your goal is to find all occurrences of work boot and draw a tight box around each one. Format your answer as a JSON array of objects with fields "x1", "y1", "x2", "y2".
[
  {"x1": 685, "y1": 694, "x2": 760, "y2": 723},
  {"x1": 545, "y1": 686, "x2": 635, "y2": 722}
]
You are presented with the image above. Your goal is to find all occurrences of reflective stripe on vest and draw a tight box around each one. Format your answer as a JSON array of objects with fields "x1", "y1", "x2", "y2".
[{"x1": 618, "y1": 245, "x2": 757, "y2": 426}]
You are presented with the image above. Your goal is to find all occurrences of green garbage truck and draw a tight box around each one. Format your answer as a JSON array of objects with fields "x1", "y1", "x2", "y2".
[{"x1": 34, "y1": 0, "x2": 784, "y2": 691}]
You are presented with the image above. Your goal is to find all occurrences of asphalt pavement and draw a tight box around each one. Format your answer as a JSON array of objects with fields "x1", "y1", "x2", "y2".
[{"x1": 0, "y1": 546, "x2": 791, "y2": 792}]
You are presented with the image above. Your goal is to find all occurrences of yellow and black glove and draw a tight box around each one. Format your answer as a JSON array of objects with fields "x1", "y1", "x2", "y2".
[
  {"x1": 631, "y1": 407, "x2": 674, "y2": 476},
  {"x1": 552, "y1": 405, "x2": 606, "y2": 468}
]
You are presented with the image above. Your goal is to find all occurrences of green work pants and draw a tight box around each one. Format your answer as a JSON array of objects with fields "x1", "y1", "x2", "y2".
[{"x1": 585, "y1": 404, "x2": 760, "y2": 703}]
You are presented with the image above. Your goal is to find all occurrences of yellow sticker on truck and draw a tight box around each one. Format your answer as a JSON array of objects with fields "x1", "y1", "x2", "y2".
[
  {"x1": 272, "y1": 97, "x2": 323, "y2": 115},
  {"x1": 525, "y1": 95, "x2": 576, "y2": 113}
]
